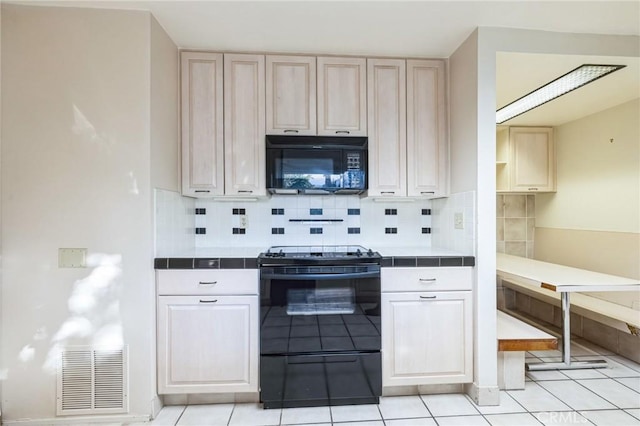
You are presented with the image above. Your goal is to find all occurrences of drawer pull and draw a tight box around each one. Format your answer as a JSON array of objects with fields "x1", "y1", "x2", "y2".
[
  {"x1": 335, "y1": 130, "x2": 350, "y2": 135},
  {"x1": 380, "y1": 191, "x2": 395, "y2": 195},
  {"x1": 238, "y1": 190, "x2": 253, "y2": 194},
  {"x1": 284, "y1": 129, "x2": 299, "y2": 133},
  {"x1": 528, "y1": 188, "x2": 539, "y2": 191},
  {"x1": 420, "y1": 295, "x2": 437, "y2": 299},
  {"x1": 198, "y1": 281, "x2": 218, "y2": 285},
  {"x1": 419, "y1": 278, "x2": 437, "y2": 283},
  {"x1": 199, "y1": 299, "x2": 218, "y2": 303}
]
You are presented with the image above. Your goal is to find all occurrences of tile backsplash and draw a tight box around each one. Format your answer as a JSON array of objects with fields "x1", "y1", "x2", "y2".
[
  {"x1": 194, "y1": 195, "x2": 433, "y2": 249},
  {"x1": 496, "y1": 194, "x2": 535, "y2": 258},
  {"x1": 431, "y1": 191, "x2": 476, "y2": 255},
  {"x1": 154, "y1": 189, "x2": 485, "y2": 254},
  {"x1": 155, "y1": 189, "x2": 195, "y2": 256}
]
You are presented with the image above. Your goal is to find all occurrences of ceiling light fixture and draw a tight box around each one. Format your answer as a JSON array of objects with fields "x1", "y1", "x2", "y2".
[{"x1": 496, "y1": 64, "x2": 626, "y2": 124}]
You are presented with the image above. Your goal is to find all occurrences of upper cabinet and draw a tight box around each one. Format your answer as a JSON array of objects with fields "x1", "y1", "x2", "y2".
[
  {"x1": 317, "y1": 57, "x2": 367, "y2": 136},
  {"x1": 224, "y1": 54, "x2": 266, "y2": 197},
  {"x1": 180, "y1": 52, "x2": 266, "y2": 198},
  {"x1": 367, "y1": 58, "x2": 448, "y2": 198},
  {"x1": 497, "y1": 126, "x2": 555, "y2": 193},
  {"x1": 181, "y1": 51, "x2": 449, "y2": 199},
  {"x1": 406, "y1": 60, "x2": 448, "y2": 197},
  {"x1": 180, "y1": 52, "x2": 224, "y2": 197},
  {"x1": 367, "y1": 59, "x2": 407, "y2": 197},
  {"x1": 266, "y1": 56, "x2": 316, "y2": 135}
]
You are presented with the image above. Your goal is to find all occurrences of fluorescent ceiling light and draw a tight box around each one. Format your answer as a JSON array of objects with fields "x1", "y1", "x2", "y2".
[{"x1": 496, "y1": 64, "x2": 626, "y2": 124}]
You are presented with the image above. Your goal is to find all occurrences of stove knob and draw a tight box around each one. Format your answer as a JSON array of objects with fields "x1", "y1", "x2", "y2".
[{"x1": 367, "y1": 249, "x2": 374, "y2": 256}]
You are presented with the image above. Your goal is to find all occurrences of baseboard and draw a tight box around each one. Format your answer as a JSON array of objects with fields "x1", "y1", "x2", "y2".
[
  {"x1": 151, "y1": 394, "x2": 163, "y2": 420},
  {"x1": 465, "y1": 382, "x2": 500, "y2": 406}
]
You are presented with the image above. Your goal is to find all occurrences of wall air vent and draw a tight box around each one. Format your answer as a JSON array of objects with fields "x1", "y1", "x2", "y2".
[{"x1": 56, "y1": 346, "x2": 128, "y2": 416}]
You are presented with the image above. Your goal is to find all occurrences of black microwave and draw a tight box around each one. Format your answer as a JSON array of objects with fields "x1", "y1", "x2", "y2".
[{"x1": 266, "y1": 135, "x2": 368, "y2": 195}]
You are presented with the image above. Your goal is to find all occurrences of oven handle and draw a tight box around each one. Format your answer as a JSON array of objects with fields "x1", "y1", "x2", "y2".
[{"x1": 260, "y1": 271, "x2": 380, "y2": 280}]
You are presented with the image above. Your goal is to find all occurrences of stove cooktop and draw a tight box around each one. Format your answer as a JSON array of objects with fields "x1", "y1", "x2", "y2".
[{"x1": 258, "y1": 245, "x2": 382, "y2": 264}]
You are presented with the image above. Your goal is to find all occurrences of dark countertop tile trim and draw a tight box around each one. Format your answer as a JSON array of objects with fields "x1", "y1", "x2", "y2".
[{"x1": 154, "y1": 256, "x2": 475, "y2": 269}]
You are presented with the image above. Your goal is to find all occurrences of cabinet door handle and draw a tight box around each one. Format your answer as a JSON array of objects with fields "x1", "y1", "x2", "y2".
[
  {"x1": 284, "y1": 129, "x2": 299, "y2": 133},
  {"x1": 420, "y1": 295, "x2": 437, "y2": 299},
  {"x1": 419, "y1": 278, "x2": 437, "y2": 283},
  {"x1": 238, "y1": 190, "x2": 253, "y2": 194},
  {"x1": 199, "y1": 299, "x2": 218, "y2": 303},
  {"x1": 528, "y1": 188, "x2": 539, "y2": 191},
  {"x1": 198, "y1": 281, "x2": 217, "y2": 285},
  {"x1": 195, "y1": 190, "x2": 211, "y2": 193},
  {"x1": 335, "y1": 130, "x2": 350, "y2": 135}
]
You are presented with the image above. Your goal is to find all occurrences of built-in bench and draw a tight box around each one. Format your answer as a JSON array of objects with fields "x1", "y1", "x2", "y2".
[{"x1": 497, "y1": 310, "x2": 558, "y2": 390}]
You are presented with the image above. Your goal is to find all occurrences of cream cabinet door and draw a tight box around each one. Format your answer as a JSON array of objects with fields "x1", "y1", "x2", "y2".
[
  {"x1": 406, "y1": 60, "x2": 448, "y2": 198},
  {"x1": 367, "y1": 58, "x2": 406, "y2": 197},
  {"x1": 382, "y1": 291, "x2": 472, "y2": 386},
  {"x1": 157, "y1": 295, "x2": 259, "y2": 394},
  {"x1": 266, "y1": 55, "x2": 316, "y2": 135},
  {"x1": 509, "y1": 127, "x2": 555, "y2": 192},
  {"x1": 224, "y1": 54, "x2": 266, "y2": 196},
  {"x1": 181, "y1": 52, "x2": 224, "y2": 197},
  {"x1": 317, "y1": 57, "x2": 367, "y2": 136}
]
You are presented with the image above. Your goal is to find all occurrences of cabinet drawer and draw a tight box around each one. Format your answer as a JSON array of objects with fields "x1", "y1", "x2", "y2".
[
  {"x1": 157, "y1": 269, "x2": 258, "y2": 295},
  {"x1": 382, "y1": 267, "x2": 472, "y2": 292}
]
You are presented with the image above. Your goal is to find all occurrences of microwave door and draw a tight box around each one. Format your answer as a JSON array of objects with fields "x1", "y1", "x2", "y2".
[{"x1": 279, "y1": 150, "x2": 343, "y2": 191}]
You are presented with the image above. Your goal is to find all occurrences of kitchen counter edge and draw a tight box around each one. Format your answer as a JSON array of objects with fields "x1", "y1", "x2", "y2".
[{"x1": 154, "y1": 256, "x2": 475, "y2": 270}]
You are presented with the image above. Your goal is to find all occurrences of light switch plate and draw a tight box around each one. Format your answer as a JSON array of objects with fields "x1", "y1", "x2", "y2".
[
  {"x1": 58, "y1": 248, "x2": 87, "y2": 268},
  {"x1": 454, "y1": 212, "x2": 464, "y2": 229}
]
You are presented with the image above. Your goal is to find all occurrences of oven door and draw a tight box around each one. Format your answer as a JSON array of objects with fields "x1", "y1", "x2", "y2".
[
  {"x1": 260, "y1": 266, "x2": 381, "y2": 355},
  {"x1": 260, "y1": 265, "x2": 381, "y2": 408}
]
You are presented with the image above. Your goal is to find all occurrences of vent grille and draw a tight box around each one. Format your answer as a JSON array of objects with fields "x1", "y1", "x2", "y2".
[{"x1": 57, "y1": 346, "x2": 128, "y2": 416}]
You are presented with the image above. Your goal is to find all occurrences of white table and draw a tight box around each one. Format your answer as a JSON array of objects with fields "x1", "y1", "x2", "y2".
[{"x1": 496, "y1": 253, "x2": 640, "y2": 371}]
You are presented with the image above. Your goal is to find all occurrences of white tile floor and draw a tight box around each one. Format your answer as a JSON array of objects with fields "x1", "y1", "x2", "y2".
[{"x1": 149, "y1": 341, "x2": 640, "y2": 426}]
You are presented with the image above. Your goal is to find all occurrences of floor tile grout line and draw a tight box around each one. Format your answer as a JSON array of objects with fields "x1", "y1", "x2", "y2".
[
  {"x1": 227, "y1": 403, "x2": 236, "y2": 426},
  {"x1": 535, "y1": 375, "x2": 620, "y2": 412},
  {"x1": 573, "y1": 376, "x2": 631, "y2": 411},
  {"x1": 625, "y1": 408, "x2": 640, "y2": 421},
  {"x1": 173, "y1": 405, "x2": 187, "y2": 426},
  {"x1": 506, "y1": 379, "x2": 572, "y2": 413},
  {"x1": 418, "y1": 393, "x2": 436, "y2": 418},
  {"x1": 611, "y1": 376, "x2": 640, "y2": 394}
]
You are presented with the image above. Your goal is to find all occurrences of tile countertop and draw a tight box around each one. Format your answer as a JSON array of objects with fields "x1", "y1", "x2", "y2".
[{"x1": 154, "y1": 246, "x2": 475, "y2": 269}]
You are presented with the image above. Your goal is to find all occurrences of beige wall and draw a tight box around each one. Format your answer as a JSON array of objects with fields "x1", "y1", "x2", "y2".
[
  {"x1": 537, "y1": 99, "x2": 640, "y2": 233},
  {"x1": 536, "y1": 227, "x2": 639, "y2": 281},
  {"x1": 0, "y1": 4, "x2": 174, "y2": 420},
  {"x1": 534, "y1": 99, "x2": 640, "y2": 282}
]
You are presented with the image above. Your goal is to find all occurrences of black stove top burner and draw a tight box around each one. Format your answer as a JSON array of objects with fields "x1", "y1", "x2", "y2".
[{"x1": 258, "y1": 245, "x2": 381, "y2": 265}]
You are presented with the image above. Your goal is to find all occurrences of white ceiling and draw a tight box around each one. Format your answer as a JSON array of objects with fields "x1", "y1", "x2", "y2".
[{"x1": 10, "y1": 0, "x2": 640, "y2": 126}]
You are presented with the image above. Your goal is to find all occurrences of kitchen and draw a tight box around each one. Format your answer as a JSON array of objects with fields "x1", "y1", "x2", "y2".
[{"x1": 1, "y1": 1, "x2": 639, "y2": 425}]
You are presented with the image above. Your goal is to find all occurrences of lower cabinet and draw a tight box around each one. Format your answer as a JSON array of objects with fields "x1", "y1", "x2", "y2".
[
  {"x1": 381, "y1": 290, "x2": 472, "y2": 386},
  {"x1": 156, "y1": 270, "x2": 259, "y2": 394}
]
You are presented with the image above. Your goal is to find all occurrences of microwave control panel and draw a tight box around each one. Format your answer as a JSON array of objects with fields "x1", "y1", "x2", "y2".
[{"x1": 347, "y1": 152, "x2": 361, "y2": 170}]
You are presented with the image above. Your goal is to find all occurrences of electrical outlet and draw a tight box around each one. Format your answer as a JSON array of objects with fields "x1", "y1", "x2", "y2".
[
  {"x1": 240, "y1": 215, "x2": 248, "y2": 228},
  {"x1": 454, "y1": 212, "x2": 464, "y2": 230}
]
